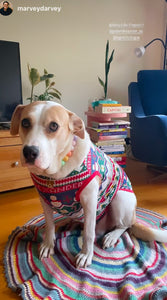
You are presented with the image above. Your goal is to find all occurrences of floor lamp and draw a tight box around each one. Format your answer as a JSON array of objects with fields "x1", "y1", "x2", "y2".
[
  {"x1": 134, "y1": 38, "x2": 167, "y2": 69},
  {"x1": 135, "y1": 0, "x2": 167, "y2": 70}
]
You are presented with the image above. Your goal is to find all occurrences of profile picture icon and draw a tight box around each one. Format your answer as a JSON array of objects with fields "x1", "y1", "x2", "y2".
[{"x1": 0, "y1": 1, "x2": 13, "y2": 16}]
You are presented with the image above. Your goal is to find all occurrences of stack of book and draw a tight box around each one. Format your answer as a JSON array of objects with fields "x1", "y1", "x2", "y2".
[
  {"x1": 86, "y1": 101, "x2": 131, "y2": 168},
  {"x1": 94, "y1": 103, "x2": 131, "y2": 114}
]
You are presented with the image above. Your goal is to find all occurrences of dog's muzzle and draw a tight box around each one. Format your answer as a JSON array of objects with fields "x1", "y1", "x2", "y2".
[{"x1": 23, "y1": 145, "x2": 39, "y2": 164}]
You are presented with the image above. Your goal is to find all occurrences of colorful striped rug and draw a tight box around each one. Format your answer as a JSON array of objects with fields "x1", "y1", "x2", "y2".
[{"x1": 4, "y1": 208, "x2": 167, "y2": 300}]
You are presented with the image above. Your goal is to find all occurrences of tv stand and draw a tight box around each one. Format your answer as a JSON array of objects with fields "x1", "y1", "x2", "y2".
[
  {"x1": 0, "y1": 130, "x2": 33, "y2": 192},
  {"x1": 0, "y1": 123, "x2": 10, "y2": 130}
]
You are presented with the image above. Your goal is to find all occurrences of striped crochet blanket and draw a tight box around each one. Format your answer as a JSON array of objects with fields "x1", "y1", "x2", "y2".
[{"x1": 4, "y1": 208, "x2": 167, "y2": 299}]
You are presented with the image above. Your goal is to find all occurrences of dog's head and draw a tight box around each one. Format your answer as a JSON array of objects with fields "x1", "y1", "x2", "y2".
[{"x1": 10, "y1": 101, "x2": 85, "y2": 175}]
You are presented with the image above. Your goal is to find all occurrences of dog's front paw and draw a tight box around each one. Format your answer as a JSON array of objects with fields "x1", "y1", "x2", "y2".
[
  {"x1": 39, "y1": 240, "x2": 55, "y2": 260},
  {"x1": 103, "y1": 232, "x2": 117, "y2": 249},
  {"x1": 103, "y1": 228, "x2": 126, "y2": 249},
  {"x1": 75, "y1": 251, "x2": 93, "y2": 269}
]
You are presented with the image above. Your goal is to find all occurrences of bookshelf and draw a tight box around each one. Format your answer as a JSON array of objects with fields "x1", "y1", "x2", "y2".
[{"x1": 85, "y1": 107, "x2": 130, "y2": 168}]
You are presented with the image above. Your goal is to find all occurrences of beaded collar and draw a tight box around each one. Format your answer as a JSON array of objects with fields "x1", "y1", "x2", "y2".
[
  {"x1": 36, "y1": 136, "x2": 78, "y2": 182},
  {"x1": 61, "y1": 136, "x2": 77, "y2": 166}
]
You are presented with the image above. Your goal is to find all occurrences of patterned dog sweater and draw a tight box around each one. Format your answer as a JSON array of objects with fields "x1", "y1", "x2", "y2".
[{"x1": 31, "y1": 143, "x2": 133, "y2": 221}]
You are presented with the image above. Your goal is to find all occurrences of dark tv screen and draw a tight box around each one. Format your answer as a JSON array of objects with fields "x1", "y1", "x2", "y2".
[{"x1": 0, "y1": 40, "x2": 22, "y2": 124}]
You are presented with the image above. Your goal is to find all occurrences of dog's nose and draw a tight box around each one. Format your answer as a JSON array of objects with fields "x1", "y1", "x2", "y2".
[{"x1": 23, "y1": 145, "x2": 39, "y2": 164}]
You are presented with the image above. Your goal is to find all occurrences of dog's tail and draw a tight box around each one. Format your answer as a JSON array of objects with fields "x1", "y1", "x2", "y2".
[{"x1": 131, "y1": 222, "x2": 167, "y2": 243}]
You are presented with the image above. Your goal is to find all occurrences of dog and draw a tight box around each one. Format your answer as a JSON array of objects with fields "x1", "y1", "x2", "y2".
[{"x1": 10, "y1": 101, "x2": 167, "y2": 269}]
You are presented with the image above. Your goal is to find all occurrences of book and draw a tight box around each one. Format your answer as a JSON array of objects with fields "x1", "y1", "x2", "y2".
[
  {"x1": 95, "y1": 105, "x2": 131, "y2": 114},
  {"x1": 91, "y1": 120, "x2": 130, "y2": 129},
  {"x1": 87, "y1": 127, "x2": 128, "y2": 143},
  {"x1": 85, "y1": 111, "x2": 128, "y2": 122},
  {"x1": 99, "y1": 143, "x2": 125, "y2": 149},
  {"x1": 99, "y1": 145, "x2": 125, "y2": 153},
  {"x1": 91, "y1": 99, "x2": 119, "y2": 109},
  {"x1": 108, "y1": 153, "x2": 126, "y2": 158},
  {"x1": 99, "y1": 144, "x2": 125, "y2": 155},
  {"x1": 87, "y1": 127, "x2": 127, "y2": 134},
  {"x1": 95, "y1": 139, "x2": 125, "y2": 146},
  {"x1": 96, "y1": 103, "x2": 122, "y2": 106},
  {"x1": 105, "y1": 150, "x2": 125, "y2": 156},
  {"x1": 91, "y1": 134, "x2": 127, "y2": 142}
]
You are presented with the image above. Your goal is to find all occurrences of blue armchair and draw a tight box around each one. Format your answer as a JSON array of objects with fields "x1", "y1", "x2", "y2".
[{"x1": 128, "y1": 70, "x2": 167, "y2": 167}]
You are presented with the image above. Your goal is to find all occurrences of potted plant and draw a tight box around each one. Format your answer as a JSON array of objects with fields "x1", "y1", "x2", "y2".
[
  {"x1": 98, "y1": 40, "x2": 115, "y2": 100},
  {"x1": 90, "y1": 40, "x2": 115, "y2": 111},
  {"x1": 27, "y1": 64, "x2": 61, "y2": 103}
]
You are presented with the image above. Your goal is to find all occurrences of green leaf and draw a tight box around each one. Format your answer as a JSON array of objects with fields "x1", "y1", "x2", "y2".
[
  {"x1": 28, "y1": 68, "x2": 40, "y2": 86},
  {"x1": 33, "y1": 95, "x2": 39, "y2": 101},
  {"x1": 38, "y1": 94, "x2": 45, "y2": 100},
  {"x1": 40, "y1": 73, "x2": 54, "y2": 89},
  {"x1": 50, "y1": 87, "x2": 62, "y2": 96},
  {"x1": 49, "y1": 81, "x2": 55, "y2": 87},
  {"x1": 38, "y1": 92, "x2": 53, "y2": 101},
  {"x1": 45, "y1": 78, "x2": 50, "y2": 88},
  {"x1": 98, "y1": 77, "x2": 105, "y2": 88},
  {"x1": 27, "y1": 63, "x2": 31, "y2": 74},
  {"x1": 40, "y1": 75, "x2": 48, "y2": 81},
  {"x1": 107, "y1": 49, "x2": 115, "y2": 74},
  {"x1": 40, "y1": 74, "x2": 54, "y2": 81},
  {"x1": 105, "y1": 40, "x2": 109, "y2": 76},
  {"x1": 48, "y1": 92, "x2": 61, "y2": 99},
  {"x1": 47, "y1": 74, "x2": 54, "y2": 78},
  {"x1": 40, "y1": 75, "x2": 46, "y2": 81},
  {"x1": 43, "y1": 69, "x2": 50, "y2": 87}
]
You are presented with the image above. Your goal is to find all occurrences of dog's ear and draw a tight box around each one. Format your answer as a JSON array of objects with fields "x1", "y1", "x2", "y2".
[
  {"x1": 10, "y1": 105, "x2": 26, "y2": 135},
  {"x1": 68, "y1": 112, "x2": 85, "y2": 139}
]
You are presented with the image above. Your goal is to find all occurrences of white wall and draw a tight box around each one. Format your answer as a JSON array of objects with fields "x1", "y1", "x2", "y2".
[{"x1": 0, "y1": 0, "x2": 166, "y2": 120}]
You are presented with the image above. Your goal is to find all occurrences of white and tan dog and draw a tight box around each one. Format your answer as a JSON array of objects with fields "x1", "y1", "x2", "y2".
[{"x1": 10, "y1": 101, "x2": 167, "y2": 268}]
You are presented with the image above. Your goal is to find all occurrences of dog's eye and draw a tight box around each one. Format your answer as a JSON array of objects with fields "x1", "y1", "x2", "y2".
[
  {"x1": 49, "y1": 122, "x2": 59, "y2": 132},
  {"x1": 21, "y1": 118, "x2": 31, "y2": 129}
]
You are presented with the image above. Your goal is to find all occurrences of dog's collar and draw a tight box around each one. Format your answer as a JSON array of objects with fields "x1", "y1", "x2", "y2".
[{"x1": 61, "y1": 135, "x2": 77, "y2": 167}]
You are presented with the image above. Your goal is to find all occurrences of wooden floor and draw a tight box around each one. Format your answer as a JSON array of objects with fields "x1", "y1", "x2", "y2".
[{"x1": 0, "y1": 158, "x2": 167, "y2": 299}]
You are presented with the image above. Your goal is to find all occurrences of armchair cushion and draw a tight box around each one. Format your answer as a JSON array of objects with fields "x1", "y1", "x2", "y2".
[
  {"x1": 128, "y1": 70, "x2": 167, "y2": 166},
  {"x1": 137, "y1": 70, "x2": 167, "y2": 115}
]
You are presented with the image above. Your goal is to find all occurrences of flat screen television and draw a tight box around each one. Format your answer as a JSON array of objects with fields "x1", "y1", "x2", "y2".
[{"x1": 0, "y1": 40, "x2": 22, "y2": 126}]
